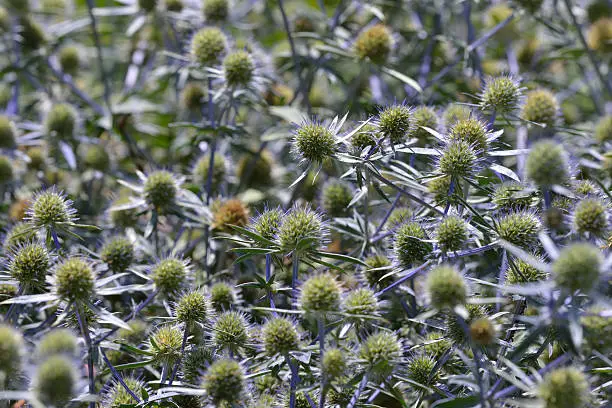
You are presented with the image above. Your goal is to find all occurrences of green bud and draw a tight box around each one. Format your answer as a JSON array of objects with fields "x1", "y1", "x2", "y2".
[
  {"x1": 148, "y1": 325, "x2": 183, "y2": 365},
  {"x1": 223, "y1": 50, "x2": 254, "y2": 87},
  {"x1": 213, "y1": 311, "x2": 250, "y2": 353},
  {"x1": 378, "y1": 105, "x2": 412, "y2": 144},
  {"x1": 573, "y1": 198, "x2": 608, "y2": 237},
  {"x1": 277, "y1": 206, "x2": 326, "y2": 255},
  {"x1": 203, "y1": 0, "x2": 229, "y2": 22},
  {"x1": 538, "y1": 367, "x2": 589, "y2": 408},
  {"x1": 144, "y1": 170, "x2": 178, "y2": 212},
  {"x1": 299, "y1": 273, "x2": 342, "y2": 314},
  {"x1": 37, "y1": 329, "x2": 78, "y2": 358},
  {"x1": 262, "y1": 317, "x2": 299, "y2": 355},
  {"x1": 33, "y1": 355, "x2": 76, "y2": 406},
  {"x1": 58, "y1": 46, "x2": 80, "y2": 76},
  {"x1": 496, "y1": 211, "x2": 542, "y2": 249},
  {"x1": 8, "y1": 242, "x2": 49, "y2": 289},
  {"x1": 427, "y1": 265, "x2": 467, "y2": 309},
  {"x1": 202, "y1": 358, "x2": 245, "y2": 404},
  {"x1": 552, "y1": 243, "x2": 601, "y2": 293},
  {"x1": 435, "y1": 216, "x2": 468, "y2": 252},
  {"x1": 355, "y1": 24, "x2": 393, "y2": 64},
  {"x1": 479, "y1": 75, "x2": 522, "y2": 114},
  {"x1": 101, "y1": 237, "x2": 134, "y2": 273},
  {"x1": 521, "y1": 89, "x2": 559, "y2": 128},
  {"x1": 293, "y1": 122, "x2": 336, "y2": 163},
  {"x1": 151, "y1": 257, "x2": 188, "y2": 296},
  {"x1": 54, "y1": 257, "x2": 95, "y2": 302},
  {"x1": 191, "y1": 27, "x2": 227, "y2": 65},
  {"x1": 393, "y1": 221, "x2": 430, "y2": 268}
]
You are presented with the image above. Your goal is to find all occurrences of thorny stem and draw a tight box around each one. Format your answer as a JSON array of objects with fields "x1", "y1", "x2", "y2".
[
  {"x1": 76, "y1": 306, "x2": 96, "y2": 408},
  {"x1": 372, "y1": 192, "x2": 401, "y2": 237}
]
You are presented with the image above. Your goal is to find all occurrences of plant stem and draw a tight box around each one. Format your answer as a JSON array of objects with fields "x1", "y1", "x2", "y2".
[
  {"x1": 265, "y1": 254, "x2": 276, "y2": 311},
  {"x1": 277, "y1": 0, "x2": 299, "y2": 78},
  {"x1": 100, "y1": 350, "x2": 140, "y2": 402},
  {"x1": 286, "y1": 355, "x2": 298, "y2": 408},
  {"x1": 292, "y1": 252, "x2": 299, "y2": 303},
  {"x1": 318, "y1": 317, "x2": 326, "y2": 408},
  {"x1": 75, "y1": 306, "x2": 95, "y2": 408},
  {"x1": 168, "y1": 325, "x2": 189, "y2": 385},
  {"x1": 85, "y1": 0, "x2": 112, "y2": 114},
  {"x1": 348, "y1": 373, "x2": 368, "y2": 408}
]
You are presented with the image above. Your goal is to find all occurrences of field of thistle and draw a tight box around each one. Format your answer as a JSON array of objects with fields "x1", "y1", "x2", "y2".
[{"x1": 0, "y1": 0, "x2": 611, "y2": 407}]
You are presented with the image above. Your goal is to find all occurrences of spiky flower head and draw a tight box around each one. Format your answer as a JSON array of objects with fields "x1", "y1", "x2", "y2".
[
  {"x1": 151, "y1": 257, "x2": 189, "y2": 296},
  {"x1": 203, "y1": 0, "x2": 229, "y2": 22},
  {"x1": 351, "y1": 123, "x2": 377, "y2": 151},
  {"x1": 588, "y1": 17, "x2": 612, "y2": 53},
  {"x1": 176, "y1": 290, "x2": 209, "y2": 327},
  {"x1": 223, "y1": 50, "x2": 254, "y2": 87},
  {"x1": 363, "y1": 254, "x2": 392, "y2": 287},
  {"x1": 492, "y1": 182, "x2": 534, "y2": 210},
  {"x1": 443, "y1": 104, "x2": 471, "y2": 128},
  {"x1": 428, "y1": 176, "x2": 460, "y2": 205},
  {"x1": 83, "y1": 144, "x2": 110, "y2": 172},
  {"x1": 378, "y1": 104, "x2": 413, "y2": 144},
  {"x1": 138, "y1": 0, "x2": 157, "y2": 12},
  {"x1": 423, "y1": 332, "x2": 451, "y2": 359},
  {"x1": 552, "y1": 243, "x2": 601, "y2": 293},
  {"x1": 54, "y1": 257, "x2": 95, "y2": 302},
  {"x1": 573, "y1": 180, "x2": 598, "y2": 196},
  {"x1": 343, "y1": 288, "x2": 379, "y2": 316},
  {"x1": 321, "y1": 181, "x2": 352, "y2": 217},
  {"x1": 44, "y1": 103, "x2": 77, "y2": 140},
  {"x1": 581, "y1": 307, "x2": 612, "y2": 352},
  {"x1": 409, "y1": 106, "x2": 438, "y2": 144},
  {"x1": 165, "y1": 0, "x2": 183, "y2": 12},
  {"x1": 595, "y1": 115, "x2": 612, "y2": 143},
  {"x1": 37, "y1": 329, "x2": 78, "y2": 358},
  {"x1": 144, "y1": 170, "x2": 178, "y2": 212},
  {"x1": 479, "y1": 75, "x2": 522, "y2": 114},
  {"x1": 469, "y1": 318, "x2": 497, "y2": 346},
  {"x1": 252, "y1": 208, "x2": 283, "y2": 240},
  {"x1": 435, "y1": 216, "x2": 468, "y2": 252},
  {"x1": 191, "y1": 27, "x2": 228, "y2": 65},
  {"x1": 506, "y1": 257, "x2": 547, "y2": 284},
  {"x1": 0, "y1": 115, "x2": 17, "y2": 149},
  {"x1": 538, "y1": 367, "x2": 589, "y2": 408},
  {"x1": 7, "y1": 242, "x2": 49, "y2": 289},
  {"x1": 496, "y1": 211, "x2": 542, "y2": 249},
  {"x1": 0, "y1": 325, "x2": 24, "y2": 375},
  {"x1": 19, "y1": 17, "x2": 46, "y2": 50},
  {"x1": 213, "y1": 311, "x2": 250, "y2": 353},
  {"x1": 448, "y1": 118, "x2": 490, "y2": 153},
  {"x1": 322, "y1": 348, "x2": 347, "y2": 380},
  {"x1": 236, "y1": 150, "x2": 273, "y2": 188},
  {"x1": 299, "y1": 273, "x2": 342, "y2": 314},
  {"x1": 292, "y1": 121, "x2": 336, "y2": 163},
  {"x1": 407, "y1": 354, "x2": 439, "y2": 386},
  {"x1": 437, "y1": 140, "x2": 479, "y2": 178},
  {"x1": 202, "y1": 358, "x2": 244, "y2": 404},
  {"x1": 521, "y1": 89, "x2": 559, "y2": 128},
  {"x1": 102, "y1": 377, "x2": 148, "y2": 408},
  {"x1": 262, "y1": 317, "x2": 299, "y2": 355},
  {"x1": 182, "y1": 346, "x2": 214, "y2": 384},
  {"x1": 148, "y1": 325, "x2": 183, "y2": 365},
  {"x1": 355, "y1": 24, "x2": 393, "y2": 64},
  {"x1": 58, "y1": 46, "x2": 79, "y2": 76},
  {"x1": 359, "y1": 331, "x2": 402, "y2": 379},
  {"x1": 526, "y1": 140, "x2": 569, "y2": 188},
  {"x1": 277, "y1": 205, "x2": 327, "y2": 255},
  {"x1": 181, "y1": 83, "x2": 205, "y2": 111},
  {"x1": 573, "y1": 198, "x2": 608, "y2": 237},
  {"x1": 210, "y1": 282, "x2": 236, "y2": 311},
  {"x1": 193, "y1": 154, "x2": 225, "y2": 193},
  {"x1": 393, "y1": 221, "x2": 430, "y2": 268},
  {"x1": 445, "y1": 304, "x2": 487, "y2": 344},
  {"x1": 26, "y1": 147, "x2": 46, "y2": 171},
  {"x1": 0, "y1": 155, "x2": 14, "y2": 183},
  {"x1": 213, "y1": 199, "x2": 249, "y2": 232},
  {"x1": 33, "y1": 355, "x2": 75, "y2": 406},
  {"x1": 101, "y1": 237, "x2": 134, "y2": 273},
  {"x1": 3, "y1": 222, "x2": 36, "y2": 250},
  {"x1": 427, "y1": 264, "x2": 467, "y2": 309}
]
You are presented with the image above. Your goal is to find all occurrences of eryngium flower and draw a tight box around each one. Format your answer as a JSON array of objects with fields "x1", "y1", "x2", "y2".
[
  {"x1": 33, "y1": 355, "x2": 76, "y2": 406},
  {"x1": 343, "y1": 288, "x2": 379, "y2": 315},
  {"x1": 202, "y1": 358, "x2": 245, "y2": 404},
  {"x1": 181, "y1": 83, "x2": 205, "y2": 111},
  {"x1": 479, "y1": 75, "x2": 522, "y2": 114},
  {"x1": 299, "y1": 273, "x2": 342, "y2": 314},
  {"x1": 0, "y1": 115, "x2": 17, "y2": 149},
  {"x1": 435, "y1": 216, "x2": 468, "y2": 252},
  {"x1": 552, "y1": 243, "x2": 601, "y2": 293},
  {"x1": 251, "y1": 208, "x2": 283, "y2": 240},
  {"x1": 492, "y1": 182, "x2": 534, "y2": 210},
  {"x1": 378, "y1": 104, "x2": 413, "y2": 144},
  {"x1": 175, "y1": 290, "x2": 209, "y2": 326},
  {"x1": 277, "y1": 205, "x2": 327, "y2": 255},
  {"x1": 321, "y1": 181, "x2": 352, "y2": 217},
  {"x1": 0, "y1": 325, "x2": 24, "y2": 374},
  {"x1": 148, "y1": 325, "x2": 183, "y2": 365},
  {"x1": 44, "y1": 103, "x2": 78, "y2": 140},
  {"x1": 587, "y1": 17, "x2": 612, "y2": 53},
  {"x1": 521, "y1": 89, "x2": 559, "y2": 128},
  {"x1": 363, "y1": 254, "x2": 392, "y2": 287},
  {"x1": 213, "y1": 199, "x2": 249, "y2": 232},
  {"x1": 54, "y1": 257, "x2": 95, "y2": 302},
  {"x1": 212, "y1": 311, "x2": 250, "y2": 353},
  {"x1": 445, "y1": 304, "x2": 487, "y2": 344},
  {"x1": 538, "y1": 367, "x2": 589, "y2": 408},
  {"x1": 409, "y1": 106, "x2": 438, "y2": 144},
  {"x1": 101, "y1": 237, "x2": 134, "y2": 273},
  {"x1": 203, "y1": 0, "x2": 229, "y2": 22},
  {"x1": 37, "y1": 329, "x2": 78, "y2": 358},
  {"x1": 26, "y1": 188, "x2": 77, "y2": 229},
  {"x1": 223, "y1": 50, "x2": 254, "y2": 87},
  {"x1": 354, "y1": 24, "x2": 393, "y2": 64},
  {"x1": 595, "y1": 115, "x2": 612, "y2": 143},
  {"x1": 321, "y1": 348, "x2": 347, "y2": 380},
  {"x1": 262, "y1": 317, "x2": 299, "y2": 355},
  {"x1": 437, "y1": 140, "x2": 479, "y2": 178},
  {"x1": 469, "y1": 318, "x2": 497, "y2": 345},
  {"x1": 192, "y1": 154, "x2": 226, "y2": 192},
  {"x1": 447, "y1": 118, "x2": 490, "y2": 153},
  {"x1": 393, "y1": 221, "x2": 430, "y2": 268},
  {"x1": 443, "y1": 104, "x2": 471, "y2": 128},
  {"x1": 407, "y1": 354, "x2": 439, "y2": 386},
  {"x1": 143, "y1": 170, "x2": 178, "y2": 212},
  {"x1": 0, "y1": 155, "x2": 13, "y2": 183},
  {"x1": 292, "y1": 121, "x2": 336, "y2": 163},
  {"x1": 7, "y1": 242, "x2": 49, "y2": 289},
  {"x1": 505, "y1": 257, "x2": 547, "y2": 284},
  {"x1": 572, "y1": 198, "x2": 608, "y2": 237},
  {"x1": 359, "y1": 331, "x2": 402, "y2": 379},
  {"x1": 138, "y1": 0, "x2": 157, "y2": 12},
  {"x1": 58, "y1": 46, "x2": 80, "y2": 76},
  {"x1": 151, "y1": 257, "x2": 189, "y2": 296},
  {"x1": 426, "y1": 265, "x2": 467, "y2": 309},
  {"x1": 190, "y1": 27, "x2": 228, "y2": 65},
  {"x1": 210, "y1": 281, "x2": 236, "y2": 311},
  {"x1": 496, "y1": 211, "x2": 542, "y2": 249},
  {"x1": 526, "y1": 140, "x2": 569, "y2": 188}
]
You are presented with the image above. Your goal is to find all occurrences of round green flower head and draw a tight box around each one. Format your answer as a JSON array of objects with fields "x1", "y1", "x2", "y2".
[
  {"x1": 181, "y1": 83, "x2": 205, "y2": 111},
  {"x1": 552, "y1": 243, "x2": 601, "y2": 293},
  {"x1": 101, "y1": 237, "x2": 134, "y2": 273},
  {"x1": 574, "y1": 180, "x2": 598, "y2": 196},
  {"x1": 55, "y1": 258, "x2": 95, "y2": 302},
  {"x1": 176, "y1": 290, "x2": 209, "y2": 326},
  {"x1": 293, "y1": 122, "x2": 336, "y2": 163},
  {"x1": 110, "y1": 196, "x2": 139, "y2": 228},
  {"x1": 479, "y1": 75, "x2": 522, "y2": 114},
  {"x1": 236, "y1": 150, "x2": 273, "y2": 187},
  {"x1": 252, "y1": 208, "x2": 283, "y2": 241},
  {"x1": 469, "y1": 318, "x2": 497, "y2": 345},
  {"x1": 438, "y1": 140, "x2": 478, "y2": 178},
  {"x1": 595, "y1": 115, "x2": 612, "y2": 143},
  {"x1": 213, "y1": 311, "x2": 249, "y2": 353},
  {"x1": 423, "y1": 332, "x2": 451, "y2": 359},
  {"x1": 436, "y1": 216, "x2": 468, "y2": 252},
  {"x1": 409, "y1": 106, "x2": 438, "y2": 144},
  {"x1": 3, "y1": 222, "x2": 36, "y2": 250},
  {"x1": 182, "y1": 346, "x2": 214, "y2": 384},
  {"x1": 34, "y1": 355, "x2": 75, "y2": 406},
  {"x1": 27, "y1": 147, "x2": 46, "y2": 172},
  {"x1": 37, "y1": 329, "x2": 78, "y2": 358},
  {"x1": 351, "y1": 123, "x2": 377, "y2": 151},
  {"x1": 506, "y1": 257, "x2": 546, "y2": 284},
  {"x1": 355, "y1": 24, "x2": 392, "y2": 64},
  {"x1": 443, "y1": 104, "x2": 471, "y2": 128},
  {"x1": 445, "y1": 304, "x2": 487, "y2": 344},
  {"x1": 363, "y1": 254, "x2": 392, "y2": 287},
  {"x1": 83, "y1": 144, "x2": 110, "y2": 172},
  {"x1": 44, "y1": 104, "x2": 77, "y2": 140},
  {"x1": 138, "y1": 0, "x2": 157, "y2": 12},
  {"x1": 448, "y1": 118, "x2": 489, "y2": 153},
  {"x1": 0, "y1": 115, "x2": 17, "y2": 149},
  {"x1": 102, "y1": 377, "x2": 147, "y2": 408},
  {"x1": 0, "y1": 155, "x2": 14, "y2": 183},
  {"x1": 58, "y1": 46, "x2": 80, "y2": 76},
  {"x1": 210, "y1": 282, "x2": 236, "y2": 311},
  {"x1": 496, "y1": 211, "x2": 542, "y2": 249},
  {"x1": 193, "y1": 154, "x2": 225, "y2": 192},
  {"x1": 492, "y1": 182, "x2": 533, "y2": 210},
  {"x1": 165, "y1": 0, "x2": 183, "y2": 12},
  {"x1": 262, "y1": 317, "x2": 299, "y2": 355},
  {"x1": 573, "y1": 198, "x2": 608, "y2": 237},
  {"x1": 202, "y1": 358, "x2": 244, "y2": 404},
  {"x1": 19, "y1": 17, "x2": 46, "y2": 50},
  {"x1": 300, "y1": 273, "x2": 342, "y2": 314},
  {"x1": 378, "y1": 105, "x2": 412, "y2": 144},
  {"x1": 427, "y1": 265, "x2": 467, "y2": 309},
  {"x1": 322, "y1": 181, "x2": 352, "y2": 217},
  {"x1": 386, "y1": 207, "x2": 411, "y2": 230},
  {"x1": 428, "y1": 176, "x2": 461, "y2": 205},
  {"x1": 191, "y1": 27, "x2": 227, "y2": 65},
  {"x1": 0, "y1": 325, "x2": 24, "y2": 374},
  {"x1": 144, "y1": 170, "x2": 177, "y2": 212},
  {"x1": 359, "y1": 331, "x2": 401, "y2": 379},
  {"x1": 203, "y1": 0, "x2": 229, "y2": 22},
  {"x1": 393, "y1": 221, "x2": 430, "y2": 268},
  {"x1": 151, "y1": 257, "x2": 188, "y2": 296},
  {"x1": 213, "y1": 198, "x2": 249, "y2": 232},
  {"x1": 521, "y1": 89, "x2": 559, "y2": 128},
  {"x1": 224, "y1": 50, "x2": 254, "y2": 87},
  {"x1": 0, "y1": 8, "x2": 8, "y2": 33},
  {"x1": 8, "y1": 242, "x2": 49, "y2": 289},
  {"x1": 344, "y1": 288, "x2": 378, "y2": 316},
  {"x1": 582, "y1": 307, "x2": 612, "y2": 352},
  {"x1": 526, "y1": 140, "x2": 569, "y2": 187},
  {"x1": 277, "y1": 206, "x2": 326, "y2": 254},
  {"x1": 322, "y1": 347, "x2": 346, "y2": 380},
  {"x1": 588, "y1": 17, "x2": 612, "y2": 53},
  {"x1": 148, "y1": 325, "x2": 183, "y2": 365},
  {"x1": 407, "y1": 354, "x2": 438, "y2": 386},
  {"x1": 538, "y1": 367, "x2": 589, "y2": 408}
]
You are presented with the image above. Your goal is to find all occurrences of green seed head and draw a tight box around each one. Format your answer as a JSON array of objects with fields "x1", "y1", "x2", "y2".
[
  {"x1": 363, "y1": 254, "x2": 392, "y2": 287},
  {"x1": 506, "y1": 257, "x2": 547, "y2": 284},
  {"x1": 496, "y1": 211, "x2": 542, "y2": 249},
  {"x1": 0, "y1": 155, "x2": 14, "y2": 184},
  {"x1": 0, "y1": 115, "x2": 17, "y2": 149},
  {"x1": 27, "y1": 147, "x2": 46, "y2": 172},
  {"x1": 54, "y1": 257, "x2": 95, "y2": 302},
  {"x1": 19, "y1": 17, "x2": 46, "y2": 50},
  {"x1": 552, "y1": 243, "x2": 601, "y2": 293},
  {"x1": 262, "y1": 317, "x2": 299, "y2": 356},
  {"x1": 236, "y1": 150, "x2": 274, "y2": 188},
  {"x1": 202, "y1": 358, "x2": 244, "y2": 404},
  {"x1": 151, "y1": 257, "x2": 188, "y2": 296},
  {"x1": 101, "y1": 237, "x2": 134, "y2": 273},
  {"x1": 322, "y1": 348, "x2": 347, "y2": 380},
  {"x1": 445, "y1": 304, "x2": 487, "y2": 344},
  {"x1": 44, "y1": 104, "x2": 77, "y2": 140},
  {"x1": 148, "y1": 325, "x2": 183, "y2": 365},
  {"x1": 480, "y1": 75, "x2": 522, "y2": 114},
  {"x1": 277, "y1": 206, "x2": 326, "y2": 254},
  {"x1": 321, "y1": 181, "x2": 352, "y2": 217},
  {"x1": 252, "y1": 208, "x2": 283, "y2": 241},
  {"x1": 588, "y1": 17, "x2": 612, "y2": 53},
  {"x1": 581, "y1": 307, "x2": 612, "y2": 353},
  {"x1": 191, "y1": 27, "x2": 227, "y2": 65},
  {"x1": 33, "y1": 355, "x2": 76, "y2": 406},
  {"x1": 213, "y1": 198, "x2": 249, "y2": 232},
  {"x1": 37, "y1": 329, "x2": 78, "y2": 358},
  {"x1": 0, "y1": 325, "x2": 24, "y2": 375},
  {"x1": 407, "y1": 354, "x2": 438, "y2": 385},
  {"x1": 526, "y1": 140, "x2": 569, "y2": 188},
  {"x1": 213, "y1": 311, "x2": 250, "y2": 353},
  {"x1": 438, "y1": 140, "x2": 478, "y2": 178},
  {"x1": 393, "y1": 221, "x2": 430, "y2": 268},
  {"x1": 83, "y1": 144, "x2": 110, "y2": 172},
  {"x1": 193, "y1": 154, "x2": 225, "y2": 193},
  {"x1": 8, "y1": 242, "x2": 49, "y2": 288},
  {"x1": 223, "y1": 50, "x2": 254, "y2": 87},
  {"x1": 138, "y1": 0, "x2": 158, "y2": 12},
  {"x1": 485, "y1": 4, "x2": 518, "y2": 42},
  {"x1": 58, "y1": 46, "x2": 80, "y2": 76},
  {"x1": 293, "y1": 122, "x2": 336, "y2": 163},
  {"x1": 573, "y1": 198, "x2": 608, "y2": 237},
  {"x1": 355, "y1": 24, "x2": 393, "y2": 64},
  {"x1": 176, "y1": 290, "x2": 209, "y2": 326},
  {"x1": 521, "y1": 89, "x2": 559, "y2": 128},
  {"x1": 443, "y1": 104, "x2": 471, "y2": 128},
  {"x1": 410, "y1": 106, "x2": 438, "y2": 144},
  {"x1": 144, "y1": 170, "x2": 178, "y2": 211},
  {"x1": 344, "y1": 288, "x2": 378, "y2": 316},
  {"x1": 182, "y1": 346, "x2": 214, "y2": 384},
  {"x1": 448, "y1": 118, "x2": 489, "y2": 153},
  {"x1": 378, "y1": 105, "x2": 412, "y2": 144},
  {"x1": 423, "y1": 332, "x2": 451, "y2": 359},
  {"x1": 3, "y1": 222, "x2": 36, "y2": 250},
  {"x1": 436, "y1": 216, "x2": 468, "y2": 252},
  {"x1": 386, "y1": 207, "x2": 412, "y2": 230},
  {"x1": 351, "y1": 123, "x2": 378, "y2": 151},
  {"x1": 573, "y1": 180, "x2": 598, "y2": 196},
  {"x1": 469, "y1": 318, "x2": 497, "y2": 345},
  {"x1": 102, "y1": 377, "x2": 147, "y2": 408},
  {"x1": 299, "y1": 273, "x2": 342, "y2": 314},
  {"x1": 359, "y1": 331, "x2": 401, "y2": 379},
  {"x1": 538, "y1": 367, "x2": 589, "y2": 408},
  {"x1": 427, "y1": 265, "x2": 467, "y2": 309},
  {"x1": 492, "y1": 182, "x2": 534, "y2": 210},
  {"x1": 165, "y1": 0, "x2": 183, "y2": 12},
  {"x1": 595, "y1": 115, "x2": 612, "y2": 144},
  {"x1": 210, "y1": 282, "x2": 236, "y2": 312},
  {"x1": 203, "y1": 0, "x2": 229, "y2": 22}
]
